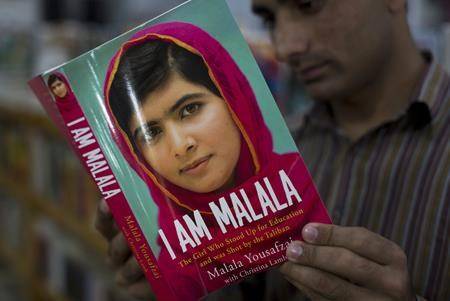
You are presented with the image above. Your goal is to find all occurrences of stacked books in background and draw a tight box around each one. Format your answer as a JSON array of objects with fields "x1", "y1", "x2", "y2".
[{"x1": 0, "y1": 110, "x2": 140, "y2": 301}]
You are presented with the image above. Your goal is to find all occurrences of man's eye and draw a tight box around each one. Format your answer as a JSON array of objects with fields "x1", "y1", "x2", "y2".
[
  {"x1": 296, "y1": 0, "x2": 325, "y2": 13},
  {"x1": 180, "y1": 102, "x2": 201, "y2": 119},
  {"x1": 261, "y1": 13, "x2": 275, "y2": 29},
  {"x1": 252, "y1": 6, "x2": 275, "y2": 30}
]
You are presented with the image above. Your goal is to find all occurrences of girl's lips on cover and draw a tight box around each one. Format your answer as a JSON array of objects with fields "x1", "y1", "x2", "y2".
[{"x1": 180, "y1": 154, "x2": 213, "y2": 175}]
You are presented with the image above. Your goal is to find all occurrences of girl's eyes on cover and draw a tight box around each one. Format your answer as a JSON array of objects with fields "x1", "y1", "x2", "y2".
[
  {"x1": 138, "y1": 124, "x2": 162, "y2": 144},
  {"x1": 147, "y1": 126, "x2": 162, "y2": 141},
  {"x1": 136, "y1": 102, "x2": 203, "y2": 145},
  {"x1": 180, "y1": 102, "x2": 202, "y2": 119}
]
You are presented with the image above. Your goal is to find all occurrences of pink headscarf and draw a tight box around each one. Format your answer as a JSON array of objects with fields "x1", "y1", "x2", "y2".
[
  {"x1": 48, "y1": 72, "x2": 78, "y2": 115},
  {"x1": 104, "y1": 22, "x2": 330, "y2": 300}
]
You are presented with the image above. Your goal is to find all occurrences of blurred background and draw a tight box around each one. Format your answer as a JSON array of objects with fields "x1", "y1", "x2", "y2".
[{"x1": 0, "y1": 0, "x2": 448, "y2": 300}]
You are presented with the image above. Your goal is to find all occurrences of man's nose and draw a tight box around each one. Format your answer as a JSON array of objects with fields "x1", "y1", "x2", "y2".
[
  {"x1": 166, "y1": 124, "x2": 196, "y2": 158},
  {"x1": 273, "y1": 8, "x2": 311, "y2": 63}
]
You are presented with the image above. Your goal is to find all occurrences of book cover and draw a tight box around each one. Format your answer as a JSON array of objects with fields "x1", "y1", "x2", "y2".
[{"x1": 29, "y1": 0, "x2": 332, "y2": 300}]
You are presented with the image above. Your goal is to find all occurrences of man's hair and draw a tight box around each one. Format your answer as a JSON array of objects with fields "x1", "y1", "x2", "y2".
[{"x1": 108, "y1": 40, "x2": 220, "y2": 139}]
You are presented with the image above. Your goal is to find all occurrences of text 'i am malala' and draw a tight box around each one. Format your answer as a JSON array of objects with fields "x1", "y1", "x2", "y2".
[
  {"x1": 67, "y1": 116, "x2": 122, "y2": 199},
  {"x1": 159, "y1": 169, "x2": 303, "y2": 260}
]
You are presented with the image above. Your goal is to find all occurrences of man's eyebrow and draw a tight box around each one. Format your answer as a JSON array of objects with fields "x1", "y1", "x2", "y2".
[
  {"x1": 168, "y1": 92, "x2": 205, "y2": 114},
  {"x1": 252, "y1": 0, "x2": 288, "y2": 14},
  {"x1": 252, "y1": 4, "x2": 271, "y2": 15}
]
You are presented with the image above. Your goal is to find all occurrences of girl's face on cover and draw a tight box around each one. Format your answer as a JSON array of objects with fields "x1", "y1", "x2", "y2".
[
  {"x1": 50, "y1": 79, "x2": 68, "y2": 98},
  {"x1": 129, "y1": 72, "x2": 242, "y2": 193}
]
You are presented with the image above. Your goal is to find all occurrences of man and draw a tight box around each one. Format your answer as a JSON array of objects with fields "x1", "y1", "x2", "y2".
[{"x1": 95, "y1": 0, "x2": 449, "y2": 300}]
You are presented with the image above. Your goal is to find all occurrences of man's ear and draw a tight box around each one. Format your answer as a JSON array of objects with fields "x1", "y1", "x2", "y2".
[{"x1": 385, "y1": 0, "x2": 407, "y2": 13}]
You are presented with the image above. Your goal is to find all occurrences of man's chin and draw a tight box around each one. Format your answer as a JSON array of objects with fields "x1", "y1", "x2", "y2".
[
  {"x1": 302, "y1": 77, "x2": 345, "y2": 102},
  {"x1": 304, "y1": 83, "x2": 335, "y2": 102}
]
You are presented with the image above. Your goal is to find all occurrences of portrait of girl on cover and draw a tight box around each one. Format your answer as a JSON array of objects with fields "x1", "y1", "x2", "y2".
[
  {"x1": 47, "y1": 72, "x2": 85, "y2": 126},
  {"x1": 104, "y1": 22, "x2": 330, "y2": 300},
  {"x1": 47, "y1": 73, "x2": 71, "y2": 101}
]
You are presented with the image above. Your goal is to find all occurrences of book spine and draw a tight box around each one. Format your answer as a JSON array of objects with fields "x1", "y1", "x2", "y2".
[{"x1": 28, "y1": 76, "x2": 178, "y2": 301}]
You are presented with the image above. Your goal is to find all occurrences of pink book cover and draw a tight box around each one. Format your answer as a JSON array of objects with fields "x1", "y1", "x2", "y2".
[{"x1": 28, "y1": 0, "x2": 332, "y2": 300}]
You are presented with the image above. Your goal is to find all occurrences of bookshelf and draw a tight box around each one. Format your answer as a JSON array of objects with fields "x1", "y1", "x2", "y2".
[{"x1": 0, "y1": 107, "x2": 134, "y2": 301}]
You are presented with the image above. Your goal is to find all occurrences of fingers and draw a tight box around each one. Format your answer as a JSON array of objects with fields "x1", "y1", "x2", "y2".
[
  {"x1": 95, "y1": 198, "x2": 119, "y2": 241},
  {"x1": 116, "y1": 256, "x2": 145, "y2": 286},
  {"x1": 108, "y1": 232, "x2": 131, "y2": 267},
  {"x1": 302, "y1": 223, "x2": 401, "y2": 265},
  {"x1": 111, "y1": 240, "x2": 152, "y2": 300},
  {"x1": 94, "y1": 200, "x2": 151, "y2": 300},
  {"x1": 122, "y1": 277, "x2": 153, "y2": 300},
  {"x1": 293, "y1": 224, "x2": 415, "y2": 300},
  {"x1": 280, "y1": 262, "x2": 373, "y2": 300},
  {"x1": 284, "y1": 275, "x2": 329, "y2": 301},
  {"x1": 286, "y1": 241, "x2": 389, "y2": 292}
]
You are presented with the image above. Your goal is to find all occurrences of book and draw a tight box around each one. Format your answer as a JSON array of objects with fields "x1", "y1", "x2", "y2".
[{"x1": 29, "y1": 0, "x2": 332, "y2": 300}]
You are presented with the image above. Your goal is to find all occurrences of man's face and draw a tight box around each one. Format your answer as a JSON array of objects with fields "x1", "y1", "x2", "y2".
[{"x1": 251, "y1": 0, "x2": 395, "y2": 102}]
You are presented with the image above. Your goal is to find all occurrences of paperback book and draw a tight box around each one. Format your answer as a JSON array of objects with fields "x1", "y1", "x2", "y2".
[{"x1": 29, "y1": 0, "x2": 332, "y2": 300}]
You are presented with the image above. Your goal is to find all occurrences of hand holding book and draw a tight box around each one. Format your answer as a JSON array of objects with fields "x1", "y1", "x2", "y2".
[
  {"x1": 281, "y1": 224, "x2": 416, "y2": 301},
  {"x1": 95, "y1": 199, "x2": 153, "y2": 300}
]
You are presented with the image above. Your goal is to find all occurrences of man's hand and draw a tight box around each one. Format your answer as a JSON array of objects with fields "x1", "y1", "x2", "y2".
[
  {"x1": 280, "y1": 223, "x2": 416, "y2": 301},
  {"x1": 94, "y1": 199, "x2": 153, "y2": 300}
]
